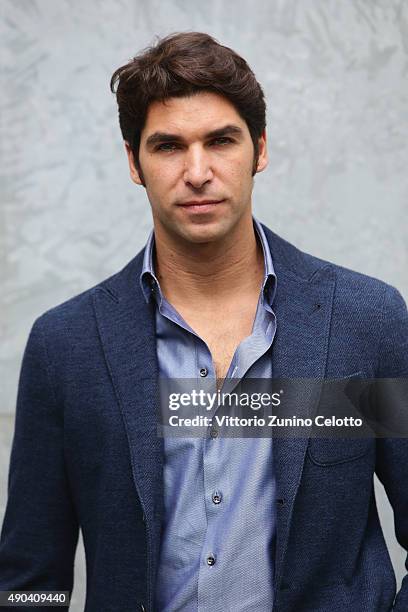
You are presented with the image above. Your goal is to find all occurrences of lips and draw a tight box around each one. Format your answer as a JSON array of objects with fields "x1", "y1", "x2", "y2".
[
  {"x1": 177, "y1": 199, "x2": 225, "y2": 214},
  {"x1": 178, "y1": 199, "x2": 223, "y2": 207}
]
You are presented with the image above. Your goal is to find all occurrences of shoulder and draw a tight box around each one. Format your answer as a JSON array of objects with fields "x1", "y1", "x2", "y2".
[
  {"x1": 262, "y1": 224, "x2": 408, "y2": 375},
  {"x1": 31, "y1": 248, "x2": 145, "y2": 346},
  {"x1": 261, "y1": 222, "x2": 405, "y2": 309}
]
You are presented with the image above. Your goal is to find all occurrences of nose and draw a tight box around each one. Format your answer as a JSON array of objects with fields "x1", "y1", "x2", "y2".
[{"x1": 183, "y1": 145, "x2": 213, "y2": 189}]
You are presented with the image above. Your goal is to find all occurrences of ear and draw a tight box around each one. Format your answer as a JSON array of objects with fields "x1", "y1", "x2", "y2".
[
  {"x1": 124, "y1": 141, "x2": 144, "y2": 185},
  {"x1": 255, "y1": 129, "x2": 268, "y2": 174}
]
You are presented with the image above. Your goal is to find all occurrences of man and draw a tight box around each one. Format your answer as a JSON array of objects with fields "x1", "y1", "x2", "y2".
[{"x1": 0, "y1": 31, "x2": 407, "y2": 612}]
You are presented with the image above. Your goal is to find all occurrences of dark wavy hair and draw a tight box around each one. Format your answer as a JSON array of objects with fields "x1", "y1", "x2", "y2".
[{"x1": 110, "y1": 31, "x2": 266, "y2": 176}]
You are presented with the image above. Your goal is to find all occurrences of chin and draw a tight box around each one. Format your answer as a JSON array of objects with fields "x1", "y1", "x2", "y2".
[{"x1": 177, "y1": 221, "x2": 231, "y2": 245}]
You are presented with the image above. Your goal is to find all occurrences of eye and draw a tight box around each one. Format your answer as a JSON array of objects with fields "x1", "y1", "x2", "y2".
[
  {"x1": 212, "y1": 137, "x2": 233, "y2": 146},
  {"x1": 156, "y1": 143, "x2": 178, "y2": 152}
]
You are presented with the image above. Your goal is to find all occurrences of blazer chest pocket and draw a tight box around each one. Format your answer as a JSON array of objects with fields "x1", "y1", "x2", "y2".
[
  {"x1": 307, "y1": 437, "x2": 373, "y2": 466},
  {"x1": 307, "y1": 371, "x2": 373, "y2": 465}
]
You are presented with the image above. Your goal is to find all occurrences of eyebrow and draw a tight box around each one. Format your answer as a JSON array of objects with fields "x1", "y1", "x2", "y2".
[{"x1": 145, "y1": 124, "x2": 244, "y2": 149}]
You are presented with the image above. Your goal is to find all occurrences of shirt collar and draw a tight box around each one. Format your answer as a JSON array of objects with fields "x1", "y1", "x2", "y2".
[
  {"x1": 140, "y1": 216, "x2": 276, "y2": 305},
  {"x1": 253, "y1": 216, "x2": 277, "y2": 306},
  {"x1": 140, "y1": 229, "x2": 159, "y2": 303}
]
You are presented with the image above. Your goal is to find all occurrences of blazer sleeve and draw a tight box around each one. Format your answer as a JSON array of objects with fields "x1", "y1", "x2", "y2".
[
  {"x1": 0, "y1": 316, "x2": 79, "y2": 607},
  {"x1": 374, "y1": 285, "x2": 408, "y2": 612}
]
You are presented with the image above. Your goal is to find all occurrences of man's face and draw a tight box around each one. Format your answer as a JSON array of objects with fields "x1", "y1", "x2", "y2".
[{"x1": 125, "y1": 91, "x2": 268, "y2": 244}]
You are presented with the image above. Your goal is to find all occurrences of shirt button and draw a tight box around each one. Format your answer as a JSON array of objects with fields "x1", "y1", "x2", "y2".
[
  {"x1": 206, "y1": 554, "x2": 216, "y2": 566},
  {"x1": 210, "y1": 428, "x2": 218, "y2": 439},
  {"x1": 212, "y1": 491, "x2": 222, "y2": 504},
  {"x1": 200, "y1": 367, "x2": 208, "y2": 377}
]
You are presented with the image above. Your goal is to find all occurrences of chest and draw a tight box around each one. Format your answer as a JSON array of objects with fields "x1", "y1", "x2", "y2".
[{"x1": 176, "y1": 300, "x2": 259, "y2": 381}]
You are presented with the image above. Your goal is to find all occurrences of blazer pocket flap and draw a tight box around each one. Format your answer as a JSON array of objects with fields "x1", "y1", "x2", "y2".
[{"x1": 307, "y1": 437, "x2": 373, "y2": 465}]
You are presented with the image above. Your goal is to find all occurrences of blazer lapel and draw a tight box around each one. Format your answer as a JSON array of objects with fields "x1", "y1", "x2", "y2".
[
  {"x1": 270, "y1": 259, "x2": 335, "y2": 589},
  {"x1": 92, "y1": 252, "x2": 163, "y2": 599}
]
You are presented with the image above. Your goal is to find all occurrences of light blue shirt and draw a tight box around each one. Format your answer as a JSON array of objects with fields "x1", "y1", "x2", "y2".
[{"x1": 141, "y1": 218, "x2": 278, "y2": 611}]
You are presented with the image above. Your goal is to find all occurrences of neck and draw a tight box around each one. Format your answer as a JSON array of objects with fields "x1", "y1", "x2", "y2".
[{"x1": 152, "y1": 214, "x2": 264, "y2": 305}]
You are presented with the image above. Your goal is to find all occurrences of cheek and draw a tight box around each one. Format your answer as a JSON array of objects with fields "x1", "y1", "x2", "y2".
[
  {"x1": 149, "y1": 159, "x2": 181, "y2": 186},
  {"x1": 227, "y1": 146, "x2": 254, "y2": 174},
  {"x1": 144, "y1": 166, "x2": 186, "y2": 217},
  {"x1": 144, "y1": 163, "x2": 177, "y2": 199},
  {"x1": 224, "y1": 156, "x2": 253, "y2": 188}
]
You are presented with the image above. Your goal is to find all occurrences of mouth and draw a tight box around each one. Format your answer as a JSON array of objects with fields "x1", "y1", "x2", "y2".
[{"x1": 177, "y1": 199, "x2": 225, "y2": 213}]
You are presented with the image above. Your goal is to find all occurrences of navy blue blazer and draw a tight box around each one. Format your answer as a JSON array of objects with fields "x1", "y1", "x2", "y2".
[{"x1": 0, "y1": 225, "x2": 407, "y2": 612}]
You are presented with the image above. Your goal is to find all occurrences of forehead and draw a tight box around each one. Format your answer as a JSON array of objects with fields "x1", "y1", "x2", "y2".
[{"x1": 141, "y1": 91, "x2": 248, "y2": 138}]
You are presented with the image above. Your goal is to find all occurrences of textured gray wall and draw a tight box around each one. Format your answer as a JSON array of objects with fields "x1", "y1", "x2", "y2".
[{"x1": 1, "y1": 1, "x2": 407, "y2": 610}]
